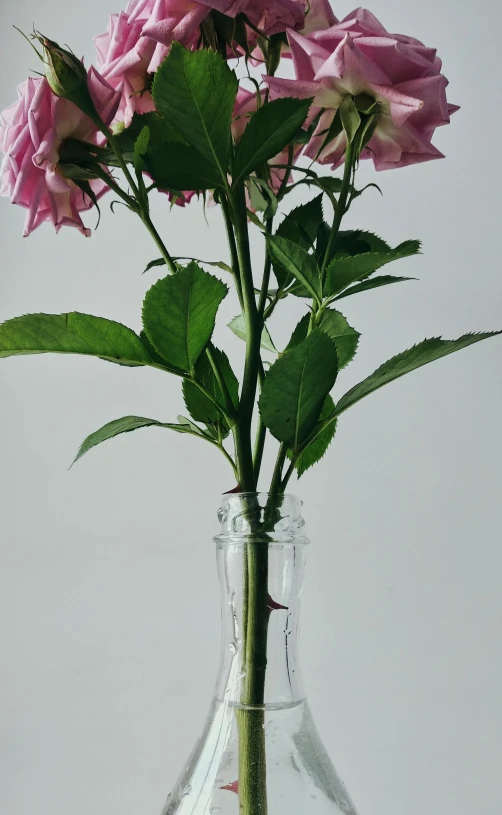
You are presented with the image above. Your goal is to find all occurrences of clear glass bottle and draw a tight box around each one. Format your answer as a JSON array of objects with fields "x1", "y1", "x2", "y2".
[{"x1": 161, "y1": 493, "x2": 360, "y2": 815}]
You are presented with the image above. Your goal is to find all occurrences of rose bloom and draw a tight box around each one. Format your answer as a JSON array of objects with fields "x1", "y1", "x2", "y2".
[
  {"x1": 301, "y1": 0, "x2": 337, "y2": 34},
  {"x1": 140, "y1": 0, "x2": 307, "y2": 45},
  {"x1": 95, "y1": 9, "x2": 163, "y2": 127},
  {"x1": 265, "y1": 7, "x2": 459, "y2": 170},
  {"x1": 0, "y1": 69, "x2": 120, "y2": 236},
  {"x1": 95, "y1": 0, "x2": 307, "y2": 125}
]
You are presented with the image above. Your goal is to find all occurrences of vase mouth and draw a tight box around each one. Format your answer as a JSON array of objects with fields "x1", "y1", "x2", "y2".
[{"x1": 215, "y1": 492, "x2": 309, "y2": 544}]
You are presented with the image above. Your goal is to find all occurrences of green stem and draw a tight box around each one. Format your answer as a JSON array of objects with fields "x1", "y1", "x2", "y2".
[
  {"x1": 216, "y1": 442, "x2": 239, "y2": 478},
  {"x1": 270, "y1": 444, "x2": 288, "y2": 495},
  {"x1": 320, "y1": 141, "x2": 356, "y2": 281},
  {"x1": 258, "y1": 217, "x2": 273, "y2": 317},
  {"x1": 252, "y1": 217, "x2": 275, "y2": 485},
  {"x1": 140, "y1": 212, "x2": 178, "y2": 275},
  {"x1": 231, "y1": 184, "x2": 261, "y2": 492},
  {"x1": 220, "y1": 194, "x2": 244, "y2": 310},
  {"x1": 100, "y1": 126, "x2": 140, "y2": 200},
  {"x1": 238, "y1": 512, "x2": 269, "y2": 815},
  {"x1": 280, "y1": 459, "x2": 297, "y2": 494},
  {"x1": 252, "y1": 362, "x2": 267, "y2": 480},
  {"x1": 93, "y1": 165, "x2": 135, "y2": 209},
  {"x1": 226, "y1": 185, "x2": 270, "y2": 815}
]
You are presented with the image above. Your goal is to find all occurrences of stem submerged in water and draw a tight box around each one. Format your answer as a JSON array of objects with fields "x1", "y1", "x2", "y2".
[{"x1": 238, "y1": 528, "x2": 270, "y2": 815}]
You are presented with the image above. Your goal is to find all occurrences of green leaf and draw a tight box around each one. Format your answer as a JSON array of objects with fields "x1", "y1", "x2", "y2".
[
  {"x1": 233, "y1": 97, "x2": 312, "y2": 183},
  {"x1": 356, "y1": 111, "x2": 378, "y2": 154},
  {"x1": 284, "y1": 314, "x2": 311, "y2": 353},
  {"x1": 0, "y1": 313, "x2": 153, "y2": 367},
  {"x1": 312, "y1": 177, "x2": 345, "y2": 194},
  {"x1": 285, "y1": 310, "x2": 359, "y2": 369},
  {"x1": 335, "y1": 333, "x2": 502, "y2": 415},
  {"x1": 134, "y1": 125, "x2": 150, "y2": 158},
  {"x1": 339, "y1": 95, "x2": 361, "y2": 144},
  {"x1": 152, "y1": 43, "x2": 238, "y2": 180},
  {"x1": 73, "y1": 416, "x2": 171, "y2": 464},
  {"x1": 144, "y1": 258, "x2": 166, "y2": 274},
  {"x1": 145, "y1": 140, "x2": 222, "y2": 191},
  {"x1": 333, "y1": 275, "x2": 416, "y2": 300},
  {"x1": 324, "y1": 240, "x2": 421, "y2": 299},
  {"x1": 316, "y1": 225, "x2": 388, "y2": 266},
  {"x1": 72, "y1": 415, "x2": 211, "y2": 465},
  {"x1": 142, "y1": 262, "x2": 228, "y2": 374},
  {"x1": 318, "y1": 309, "x2": 360, "y2": 369},
  {"x1": 274, "y1": 196, "x2": 323, "y2": 289},
  {"x1": 337, "y1": 230, "x2": 391, "y2": 255},
  {"x1": 228, "y1": 314, "x2": 277, "y2": 353},
  {"x1": 293, "y1": 395, "x2": 337, "y2": 477},
  {"x1": 182, "y1": 347, "x2": 239, "y2": 431},
  {"x1": 259, "y1": 329, "x2": 339, "y2": 450},
  {"x1": 247, "y1": 208, "x2": 267, "y2": 231},
  {"x1": 114, "y1": 111, "x2": 221, "y2": 191},
  {"x1": 314, "y1": 109, "x2": 344, "y2": 160},
  {"x1": 173, "y1": 257, "x2": 233, "y2": 275},
  {"x1": 176, "y1": 415, "x2": 208, "y2": 436},
  {"x1": 277, "y1": 195, "x2": 323, "y2": 250},
  {"x1": 247, "y1": 177, "x2": 278, "y2": 220},
  {"x1": 113, "y1": 112, "x2": 184, "y2": 155},
  {"x1": 267, "y1": 235, "x2": 322, "y2": 304}
]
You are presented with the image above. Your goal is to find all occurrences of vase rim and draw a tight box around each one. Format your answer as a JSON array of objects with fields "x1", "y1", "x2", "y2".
[
  {"x1": 221, "y1": 491, "x2": 300, "y2": 500},
  {"x1": 215, "y1": 492, "x2": 309, "y2": 544}
]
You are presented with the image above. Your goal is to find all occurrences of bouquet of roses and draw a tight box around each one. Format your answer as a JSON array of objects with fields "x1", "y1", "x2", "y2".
[{"x1": 1, "y1": 2, "x2": 499, "y2": 813}]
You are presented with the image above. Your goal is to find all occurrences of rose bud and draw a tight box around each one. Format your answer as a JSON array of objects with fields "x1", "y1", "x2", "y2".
[{"x1": 35, "y1": 34, "x2": 100, "y2": 124}]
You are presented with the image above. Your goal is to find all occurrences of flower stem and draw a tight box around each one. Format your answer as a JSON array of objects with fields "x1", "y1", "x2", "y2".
[
  {"x1": 231, "y1": 184, "x2": 261, "y2": 492},
  {"x1": 140, "y1": 211, "x2": 178, "y2": 275},
  {"x1": 252, "y1": 362, "x2": 267, "y2": 479},
  {"x1": 220, "y1": 194, "x2": 244, "y2": 310},
  {"x1": 270, "y1": 444, "x2": 288, "y2": 495},
  {"x1": 225, "y1": 185, "x2": 271, "y2": 815},
  {"x1": 100, "y1": 126, "x2": 140, "y2": 200},
  {"x1": 320, "y1": 141, "x2": 357, "y2": 280}
]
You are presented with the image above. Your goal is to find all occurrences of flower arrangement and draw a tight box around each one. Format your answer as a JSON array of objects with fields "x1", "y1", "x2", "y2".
[{"x1": 1, "y1": 2, "x2": 500, "y2": 813}]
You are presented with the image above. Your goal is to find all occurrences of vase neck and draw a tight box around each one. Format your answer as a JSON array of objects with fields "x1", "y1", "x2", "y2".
[{"x1": 214, "y1": 494, "x2": 309, "y2": 709}]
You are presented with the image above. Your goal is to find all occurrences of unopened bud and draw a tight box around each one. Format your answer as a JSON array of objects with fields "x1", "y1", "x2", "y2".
[{"x1": 35, "y1": 33, "x2": 99, "y2": 123}]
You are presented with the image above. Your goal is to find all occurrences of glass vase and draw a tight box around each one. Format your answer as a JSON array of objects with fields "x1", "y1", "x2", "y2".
[{"x1": 161, "y1": 493, "x2": 360, "y2": 815}]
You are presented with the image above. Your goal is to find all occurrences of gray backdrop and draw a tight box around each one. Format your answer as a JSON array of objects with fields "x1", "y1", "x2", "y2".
[{"x1": 0, "y1": 2, "x2": 501, "y2": 814}]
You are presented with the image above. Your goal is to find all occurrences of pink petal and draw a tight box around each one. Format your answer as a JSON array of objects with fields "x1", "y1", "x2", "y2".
[
  {"x1": 302, "y1": 0, "x2": 338, "y2": 33},
  {"x1": 288, "y1": 28, "x2": 333, "y2": 80},
  {"x1": 316, "y1": 34, "x2": 392, "y2": 90},
  {"x1": 371, "y1": 83, "x2": 423, "y2": 127}
]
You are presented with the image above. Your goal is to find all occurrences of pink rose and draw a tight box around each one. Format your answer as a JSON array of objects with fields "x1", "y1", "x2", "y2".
[
  {"x1": 0, "y1": 69, "x2": 120, "y2": 236},
  {"x1": 301, "y1": 0, "x2": 338, "y2": 34},
  {"x1": 129, "y1": 0, "x2": 306, "y2": 56},
  {"x1": 168, "y1": 190, "x2": 197, "y2": 206},
  {"x1": 197, "y1": 0, "x2": 306, "y2": 36},
  {"x1": 95, "y1": 0, "x2": 308, "y2": 126},
  {"x1": 95, "y1": 1, "x2": 207, "y2": 129},
  {"x1": 128, "y1": 0, "x2": 207, "y2": 57},
  {"x1": 95, "y1": 11, "x2": 161, "y2": 127},
  {"x1": 265, "y1": 7, "x2": 459, "y2": 171}
]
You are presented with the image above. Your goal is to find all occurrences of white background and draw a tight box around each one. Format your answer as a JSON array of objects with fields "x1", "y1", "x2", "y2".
[{"x1": 0, "y1": 2, "x2": 501, "y2": 814}]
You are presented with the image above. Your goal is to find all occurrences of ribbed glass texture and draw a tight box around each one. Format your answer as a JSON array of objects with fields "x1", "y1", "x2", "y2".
[{"x1": 161, "y1": 494, "x2": 359, "y2": 815}]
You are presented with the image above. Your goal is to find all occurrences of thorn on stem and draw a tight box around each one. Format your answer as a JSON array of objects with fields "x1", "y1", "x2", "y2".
[
  {"x1": 220, "y1": 780, "x2": 239, "y2": 794},
  {"x1": 266, "y1": 593, "x2": 288, "y2": 612}
]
